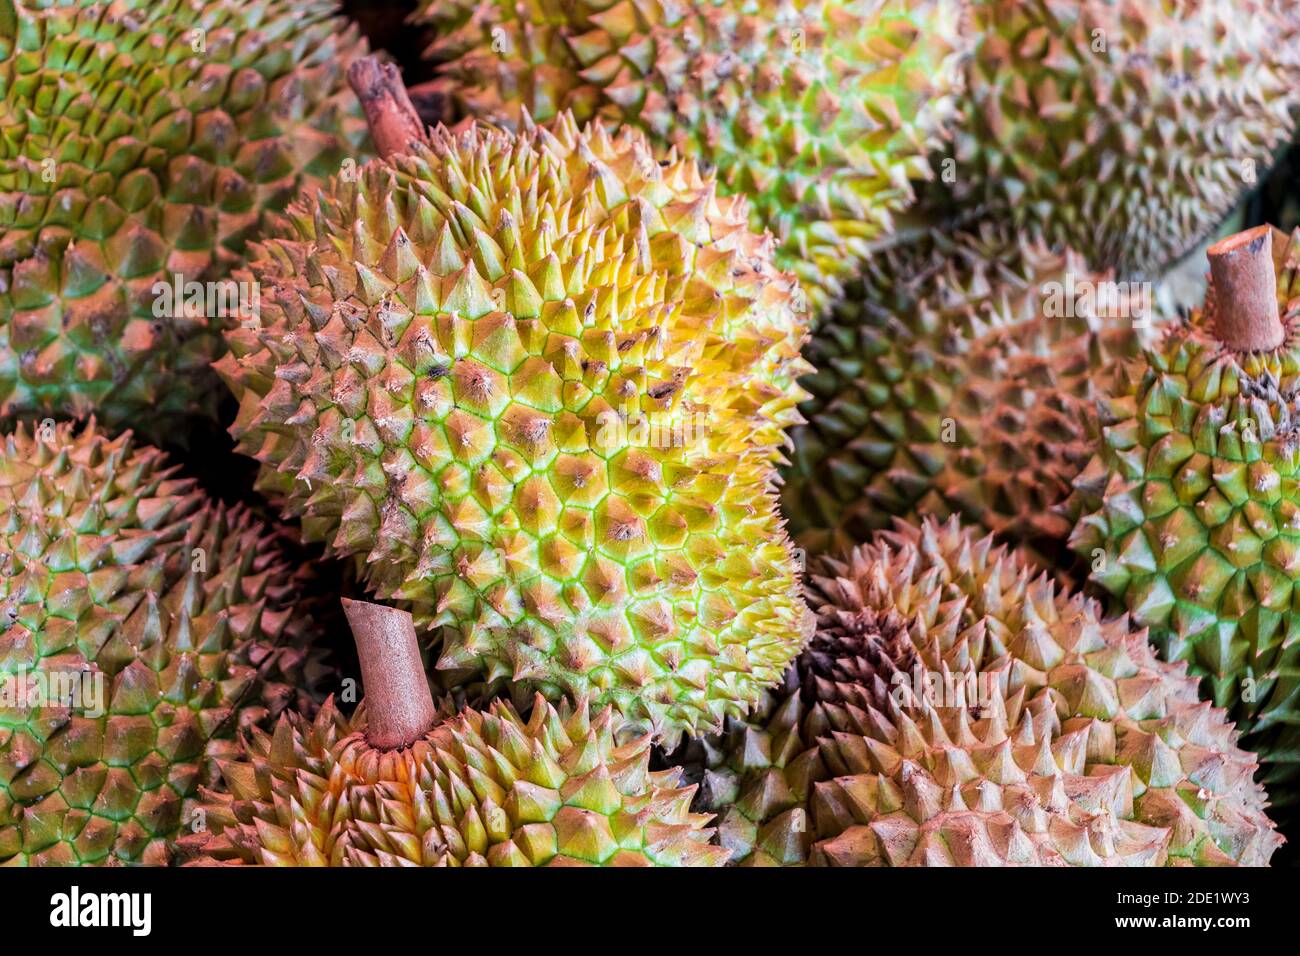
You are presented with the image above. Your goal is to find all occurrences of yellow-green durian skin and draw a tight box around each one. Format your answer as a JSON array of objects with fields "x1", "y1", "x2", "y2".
[
  {"x1": 184, "y1": 695, "x2": 730, "y2": 867},
  {"x1": 216, "y1": 117, "x2": 811, "y2": 746},
  {"x1": 418, "y1": 0, "x2": 967, "y2": 314}
]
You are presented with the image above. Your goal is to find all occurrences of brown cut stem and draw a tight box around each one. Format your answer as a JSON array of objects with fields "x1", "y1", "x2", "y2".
[
  {"x1": 1208, "y1": 225, "x2": 1284, "y2": 351},
  {"x1": 341, "y1": 598, "x2": 436, "y2": 750},
  {"x1": 347, "y1": 58, "x2": 427, "y2": 162}
]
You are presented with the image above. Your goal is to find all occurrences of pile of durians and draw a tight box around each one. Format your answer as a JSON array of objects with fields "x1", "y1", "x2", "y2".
[{"x1": 2, "y1": 0, "x2": 1299, "y2": 868}]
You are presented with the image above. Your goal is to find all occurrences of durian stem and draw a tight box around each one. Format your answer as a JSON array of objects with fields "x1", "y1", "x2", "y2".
[
  {"x1": 341, "y1": 598, "x2": 436, "y2": 750},
  {"x1": 347, "y1": 58, "x2": 427, "y2": 162},
  {"x1": 1208, "y1": 226, "x2": 1284, "y2": 351}
]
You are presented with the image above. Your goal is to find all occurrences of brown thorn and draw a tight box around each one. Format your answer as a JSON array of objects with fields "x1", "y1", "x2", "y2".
[
  {"x1": 347, "y1": 57, "x2": 427, "y2": 162},
  {"x1": 1208, "y1": 225, "x2": 1284, "y2": 352},
  {"x1": 341, "y1": 598, "x2": 437, "y2": 750}
]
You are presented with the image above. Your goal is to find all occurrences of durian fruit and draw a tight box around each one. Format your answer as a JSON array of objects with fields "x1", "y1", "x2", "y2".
[
  {"x1": 942, "y1": 0, "x2": 1300, "y2": 278},
  {"x1": 418, "y1": 0, "x2": 968, "y2": 313},
  {"x1": 0, "y1": 0, "x2": 371, "y2": 439},
  {"x1": 667, "y1": 660, "x2": 822, "y2": 865},
  {"x1": 184, "y1": 599, "x2": 728, "y2": 866},
  {"x1": 685, "y1": 517, "x2": 1282, "y2": 866},
  {"x1": 1070, "y1": 225, "x2": 1300, "y2": 804},
  {"x1": 216, "y1": 60, "x2": 809, "y2": 745},
  {"x1": 781, "y1": 223, "x2": 1154, "y2": 560},
  {"x1": 0, "y1": 420, "x2": 320, "y2": 865}
]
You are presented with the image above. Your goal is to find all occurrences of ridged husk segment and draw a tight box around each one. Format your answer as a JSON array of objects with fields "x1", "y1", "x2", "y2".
[
  {"x1": 419, "y1": 0, "x2": 967, "y2": 314},
  {"x1": 943, "y1": 0, "x2": 1300, "y2": 278},
  {"x1": 182, "y1": 694, "x2": 729, "y2": 866},
  {"x1": 667, "y1": 652, "x2": 829, "y2": 865},
  {"x1": 686, "y1": 518, "x2": 1281, "y2": 866},
  {"x1": 1069, "y1": 227, "x2": 1300, "y2": 805},
  {"x1": 781, "y1": 224, "x2": 1155, "y2": 559},
  {"x1": 0, "y1": 421, "x2": 320, "y2": 865},
  {"x1": 216, "y1": 117, "x2": 810, "y2": 747},
  {"x1": 0, "y1": 0, "x2": 371, "y2": 440}
]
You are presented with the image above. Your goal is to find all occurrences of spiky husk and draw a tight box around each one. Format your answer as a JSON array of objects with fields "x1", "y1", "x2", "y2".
[
  {"x1": 942, "y1": 0, "x2": 1300, "y2": 277},
  {"x1": 1151, "y1": 206, "x2": 1249, "y2": 317},
  {"x1": 216, "y1": 117, "x2": 809, "y2": 746},
  {"x1": 183, "y1": 694, "x2": 728, "y2": 866},
  {"x1": 0, "y1": 420, "x2": 320, "y2": 865},
  {"x1": 1069, "y1": 227, "x2": 1300, "y2": 805},
  {"x1": 667, "y1": 650, "x2": 831, "y2": 865},
  {"x1": 0, "y1": 0, "x2": 371, "y2": 440},
  {"x1": 686, "y1": 518, "x2": 1281, "y2": 866},
  {"x1": 781, "y1": 224, "x2": 1154, "y2": 559},
  {"x1": 419, "y1": 0, "x2": 967, "y2": 313}
]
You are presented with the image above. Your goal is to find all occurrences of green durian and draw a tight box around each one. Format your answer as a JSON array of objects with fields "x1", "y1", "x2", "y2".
[
  {"x1": 665, "y1": 657, "x2": 825, "y2": 866},
  {"x1": 216, "y1": 76, "x2": 811, "y2": 746},
  {"x1": 781, "y1": 224, "x2": 1154, "y2": 560},
  {"x1": 1070, "y1": 225, "x2": 1300, "y2": 806},
  {"x1": 940, "y1": 0, "x2": 1300, "y2": 277},
  {"x1": 0, "y1": 420, "x2": 320, "y2": 865},
  {"x1": 417, "y1": 0, "x2": 968, "y2": 314},
  {"x1": 0, "y1": 0, "x2": 371, "y2": 440}
]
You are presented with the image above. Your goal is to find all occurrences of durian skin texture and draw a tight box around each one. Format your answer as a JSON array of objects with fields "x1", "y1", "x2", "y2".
[
  {"x1": 0, "y1": 421, "x2": 318, "y2": 866},
  {"x1": 693, "y1": 518, "x2": 1282, "y2": 866},
  {"x1": 185, "y1": 694, "x2": 729, "y2": 867},
  {"x1": 947, "y1": 0, "x2": 1300, "y2": 278},
  {"x1": 419, "y1": 0, "x2": 966, "y2": 314},
  {"x1": 780, "y1": 225, "x2": 1153, "y2": 558},
  {"x1": 216, "y1": 116, "x2": 810, "y2": 747},
  {"x1": 1070, "y1": 228, "x2": 1300, "y2": 806},
  {"x1": 0, "y1": 0, "x2": 371, "y2": 440}
]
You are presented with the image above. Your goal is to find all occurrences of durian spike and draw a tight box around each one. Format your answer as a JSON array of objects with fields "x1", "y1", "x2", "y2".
[
  {"x1": 341, "y1": 598, "x2": 437, "y2": 749},
  {"x1": 1208, "y1": 226, "x2": 1284, "y2": 351},
  {"x1": 347, "y1": 58, "x2": 426, "y2": 162}
]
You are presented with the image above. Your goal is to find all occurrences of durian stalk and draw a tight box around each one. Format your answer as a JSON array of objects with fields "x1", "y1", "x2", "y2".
[
  {"x1": 341, "y1": 598, "x2": 436, "y2": 749},
  {"x1": 1208, "y1": 226, "x2": 1284, "y2": 351},
  {"x1": 347, "y1": 58, "x2": 426, "y2": 161}
]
